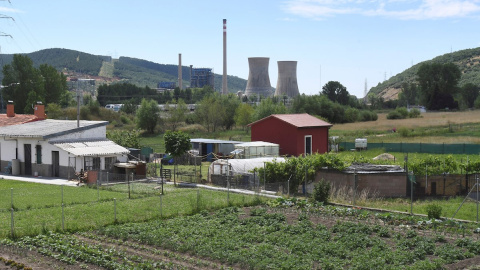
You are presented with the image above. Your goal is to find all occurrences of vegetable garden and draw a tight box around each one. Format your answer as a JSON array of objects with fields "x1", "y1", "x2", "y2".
[{"x1": 3, "y1": 198, "x2": 480, "y2": 269}]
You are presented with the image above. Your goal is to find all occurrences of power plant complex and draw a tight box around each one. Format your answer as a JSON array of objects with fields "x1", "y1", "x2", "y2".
[{"x1": 166, "y1": 19, "x2": 301, "y2": 99}]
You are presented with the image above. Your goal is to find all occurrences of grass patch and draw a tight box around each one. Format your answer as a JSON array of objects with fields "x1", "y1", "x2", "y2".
[{"x1": 0, "y1": 181, "x2": 268, "y2": 238}]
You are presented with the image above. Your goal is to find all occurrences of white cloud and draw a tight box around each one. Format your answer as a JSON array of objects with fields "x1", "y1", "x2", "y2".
[
  {"x1": 283, "y1": 0, "x2": 480, "y2": 20},
  {"x1": 0, "y1": 7, "x2": 22, "y2": 13}
]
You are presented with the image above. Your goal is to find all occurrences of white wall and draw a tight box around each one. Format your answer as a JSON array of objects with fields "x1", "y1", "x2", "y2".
[{"x1": 54, "y1": 125, "x2": 106, "y2": 141}]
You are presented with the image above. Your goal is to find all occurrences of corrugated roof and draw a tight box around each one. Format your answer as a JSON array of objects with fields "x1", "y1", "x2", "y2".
[
  {"x1": 53, "y1": 140, "x2": 129, "y2": 157},
  {"x1": 235, "y1": 141, "x2": 279, "y2": 147},
  {"x1": 248, "y1": 113, "x2": 332, "y2": 128},
  {"x1": 0, "y1": 119, "x2": 108, "y2": 139},
  {"x1": 191, "y1": 138, "x2": 242, "y2": 144}
]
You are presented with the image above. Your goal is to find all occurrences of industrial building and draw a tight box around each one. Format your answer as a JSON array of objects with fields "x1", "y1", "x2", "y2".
[{"x1": 190, "y1": 68, "x2": 214, "y2": 88}]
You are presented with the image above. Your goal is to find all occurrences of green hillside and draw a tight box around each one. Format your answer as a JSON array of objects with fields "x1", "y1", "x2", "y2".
[
  {"x1": 369, "y1": 47, "x2": 480, "y2": 99},
  {"x1": 0, "y1": 48, "x2": 247, "y2": 93}
]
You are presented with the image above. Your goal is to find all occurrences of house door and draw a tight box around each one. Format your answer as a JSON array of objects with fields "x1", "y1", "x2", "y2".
[
  {"x1": 431, "y1": 182, "x2": 437, "y2": 196},
  {"x1": 24, "y1": 144, "x2": 32, "y2": 175},
  {"x1": 52, "y1": 151, "x2": 60, "y2": 177},
  {"x1": 305, "y1": 136, "x2": 312, "y2": 155}
]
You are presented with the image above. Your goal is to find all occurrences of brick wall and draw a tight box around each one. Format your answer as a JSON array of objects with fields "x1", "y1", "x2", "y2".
[{"x1": 313, "y1": 170, "x2": 407, "y2": 197}]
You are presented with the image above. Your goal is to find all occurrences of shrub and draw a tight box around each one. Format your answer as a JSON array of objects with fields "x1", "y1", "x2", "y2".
[
  {"x1": 358, "y1": 110, "x2": 378, "y2": 122},
  {"x1": 475, "y1": 95, "x2": 480, "y2": 109},
  {"x1": 344, "y1": 107, "x2": 359, "y2": 123},
  {"x1": 312, "y1": 179, "x2": 331, "y2": 204},
  {"x1": 426, "y1": 203, "x2": 442, "y2": 219},
  {"x1": 387, "y1": 110, "x2": 403, "y2": 119},
  {"x1": 398, "y1": 127, "x2": 411, "y2": 137},
  {"x1": 408, "y1": 108, "x2": 421, "y2": 118},
  {"x1": 396, "y1": 107, "x2": 408, "y2": 118}
]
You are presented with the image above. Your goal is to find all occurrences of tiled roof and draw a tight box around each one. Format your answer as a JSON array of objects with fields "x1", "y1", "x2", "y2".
[
  {"x1": 0, "y1": 114, "x2": 40, "y2": 127},
  {"x1": 248, "y1": 113, "x2": 332, "y2": 128},
  {"x1": 0, "y1": 119, "x2": 108, "y2": 139}
]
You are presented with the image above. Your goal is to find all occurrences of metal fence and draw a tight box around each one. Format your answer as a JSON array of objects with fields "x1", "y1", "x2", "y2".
[{"x1": 340, "y1": 142, "x2": 480, "y2": 154}]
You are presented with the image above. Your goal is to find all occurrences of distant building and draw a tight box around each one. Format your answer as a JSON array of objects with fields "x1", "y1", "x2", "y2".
[
  {"x1": 190, "y1": 68, "x2": 214, "y2": 88},
  {"x1": 157, "y1": 82, "x2": 176, "y2": 90}
]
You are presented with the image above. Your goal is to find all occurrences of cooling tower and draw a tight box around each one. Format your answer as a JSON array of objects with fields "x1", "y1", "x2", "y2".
[
  {"x1": 245, "y1": 57, "x2": 271, "y2": 97},
  {"x1": 275, "y1": 61, "x2": 299, "y2": 98}
]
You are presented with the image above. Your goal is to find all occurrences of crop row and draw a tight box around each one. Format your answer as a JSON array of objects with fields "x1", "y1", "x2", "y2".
[
  {"x1": 95, "y1": 206, "x2": 478, "y2": 269},
  {"x1": 0, "y1": 232, "x2": 189, "y2": 270}
]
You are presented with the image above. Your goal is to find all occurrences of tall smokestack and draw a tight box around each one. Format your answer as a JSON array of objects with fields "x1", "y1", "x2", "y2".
[
  {"x1": 222, "y1": 19, "x2": 228, "y2": 95},
  {"x1": 178, "y1": 53, "x2": 182, "y2": 90}
]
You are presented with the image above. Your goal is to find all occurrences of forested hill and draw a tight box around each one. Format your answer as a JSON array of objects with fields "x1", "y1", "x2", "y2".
[
  {"x1": 369, "y1": 47, "x2": 480, "y2": 101},
  {"x1": 0, "y1": 48, "x2": 247, "y2": 93}
]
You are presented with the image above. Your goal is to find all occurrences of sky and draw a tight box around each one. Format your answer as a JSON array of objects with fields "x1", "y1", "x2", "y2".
[{"x1": 1, "y1": 0, "x2": 480, "y2": 98}]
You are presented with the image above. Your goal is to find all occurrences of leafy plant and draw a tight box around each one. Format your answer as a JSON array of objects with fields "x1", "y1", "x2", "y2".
[
  {"x1": 426, "y1": 203, "x2": 442, "y2": 219},
  {"x1": 312, "y1": 179, "x2": 331, "y2": 204}
]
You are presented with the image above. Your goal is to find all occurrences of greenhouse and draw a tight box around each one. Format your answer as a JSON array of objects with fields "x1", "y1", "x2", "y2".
[{"x1": 231, "y1": 141, "x2": 280, "y2": 159}]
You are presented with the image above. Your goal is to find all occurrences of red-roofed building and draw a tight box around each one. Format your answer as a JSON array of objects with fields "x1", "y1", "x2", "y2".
[
  {"x1": 248, "y1": 113, "x2": 332, "y2": 156},
  {"x1": 0, "y1": 102, "x2": 46, "y2": 127}
]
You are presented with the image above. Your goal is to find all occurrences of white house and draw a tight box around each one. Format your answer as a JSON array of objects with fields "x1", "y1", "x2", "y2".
[{"x1": 0, "y1": 119, "x2": 129, "y2": 179}]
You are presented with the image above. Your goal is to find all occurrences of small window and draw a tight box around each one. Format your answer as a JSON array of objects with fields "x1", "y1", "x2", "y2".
[
  {"x1": 105, "y1": 157, "x2": 116, "y2": 170},
  {"x1": 36, "y1": 145, "x2": 42, "y2": 164},
  {"x1": 84, "y1": 157, "x2": 101, "y2": 171}
]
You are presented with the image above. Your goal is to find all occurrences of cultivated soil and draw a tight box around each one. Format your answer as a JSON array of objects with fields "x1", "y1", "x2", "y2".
[{"x1": 1, "y1": 206, "x2": 480, "y2": 269}]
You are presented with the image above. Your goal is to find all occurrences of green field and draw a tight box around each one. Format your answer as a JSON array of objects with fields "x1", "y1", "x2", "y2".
[{"x1": 0, "y1": 180, "x2": 266, "y2": 238}]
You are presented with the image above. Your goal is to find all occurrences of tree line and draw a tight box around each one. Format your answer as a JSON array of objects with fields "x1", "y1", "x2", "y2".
[
  {"x1": 133, "y1": 80, "x2": 378, "y2": 134},
  {"x1": 397, "y1": 62, "x2": 480, "y2": 110}
]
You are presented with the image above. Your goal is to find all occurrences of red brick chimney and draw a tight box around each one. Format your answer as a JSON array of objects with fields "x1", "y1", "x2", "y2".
[
  {"x1": 6, "y1": 101, "x2": 14, "y2": 117},
  {"x1": 34, "y1": 102, "x2": 46, "y2": 120}
]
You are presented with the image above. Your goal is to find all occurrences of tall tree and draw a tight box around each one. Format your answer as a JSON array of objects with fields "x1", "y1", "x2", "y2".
[
  {"x1": 234, "y1": 103, "x2": 254, "y2": 130},
  {"x1": 398, "y1": 82, "x2": 418, "y2": 107},
  {"x1": 460, "y1": 83, "x2": 479, "y2": 109},
  {"x1": 417, "y1": 62, "x2": 461, "y2": 110},
  {"x1": 252, "y1": 98, "x2": 287, "y2": 121},
  {"x1": 2, "y1": 54, "x2": 45, "y2": 113},
  {"x1": 165, "y1": 99, "x2": 188, "y2": 131},
  {"x1": 136, "y1": 98, "x2": 159, "y2": 134},
  {"x1": 195, "y1": 95, "x2": 226, "y2": 132},
  {"x1": 39, "y1": 64, "x2": 68, "y2": 105},
  {"x1": 219, "y1": 94, "x2": 240, "y2": 130},
  {"x1": 164, "y1": 130, "x2": 191, "y2": 185},
  {"x1": 321, "y1": 81, "x2": 349, "y2": 105}
]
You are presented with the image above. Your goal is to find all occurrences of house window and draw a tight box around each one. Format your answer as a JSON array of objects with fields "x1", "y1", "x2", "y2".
[
  {"x1": 305, "y1": 135, "x2": 312, "y2": 155},
  {"x1": 84, "y1": 157, "x2": 100, "y2": 171},
  {"x1": 36, "y1": 145, "x2": 42, "y2": 164},
  {"x1": 105, "y1": 157, "x2": 116, "y2": 171}
]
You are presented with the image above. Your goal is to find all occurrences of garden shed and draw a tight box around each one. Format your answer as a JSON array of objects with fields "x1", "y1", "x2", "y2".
[
  {"x1": 190, "y1": 138, "x2": 242, "y2": 161},
  {"x1": 248, "y1": 113, "x2": 332, "y2": 156},
  {"x1": 232, "y1": 141, "x2": 279, "y2": 159}
]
